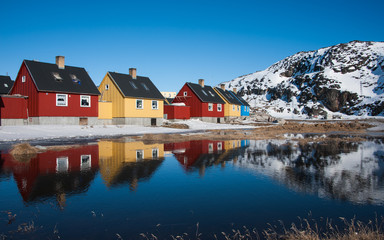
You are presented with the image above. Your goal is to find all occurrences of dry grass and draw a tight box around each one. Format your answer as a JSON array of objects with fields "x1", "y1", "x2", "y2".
[
  {"x1": 9, "y1": 143, "x2": 38, "y2": 162},
  {"x1": 163, "y1": 123, "x2": 190, "y2": 129}
]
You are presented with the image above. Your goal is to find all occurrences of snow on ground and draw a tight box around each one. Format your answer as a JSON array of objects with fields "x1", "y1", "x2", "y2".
[{"x1": 0, "y1": 119, "x2": 255, "y2": 142}]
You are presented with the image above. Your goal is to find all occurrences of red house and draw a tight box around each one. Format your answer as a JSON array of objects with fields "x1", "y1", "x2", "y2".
[
  {"x1": 10, "y1": 56, "x2": 100, "y2": 125},
  {"x1": 172, "y1": 79, "x2": 225, "y2": 123},
  {"x1": 164, "y1": 99, "x2": 190, "y2": 120}
]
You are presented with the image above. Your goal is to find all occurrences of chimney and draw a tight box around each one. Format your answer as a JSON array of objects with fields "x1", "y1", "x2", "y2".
[
  {"x1": 198, "y1": 79, "x2": 204, "y2": 87},
  {"x1": 233, "y1": 88, "x2": 237, "y2": 94},
  {"x1": 129, "y1": 68, "x2": 137, "y2": 79},
  {"x1": 220, "y1": 84, "x2": 225, "y2": 90},
  {"x1": 56, "y1": 56, "x2": 65, "y2": 69}
]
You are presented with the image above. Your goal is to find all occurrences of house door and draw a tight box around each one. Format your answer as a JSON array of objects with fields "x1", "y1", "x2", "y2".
[
  {"x1": 151, "y1": 118, "x2": 156, "y2": 126},
  {"x1": 217, "y1": 118, "x2": 221, "y2": 123}
]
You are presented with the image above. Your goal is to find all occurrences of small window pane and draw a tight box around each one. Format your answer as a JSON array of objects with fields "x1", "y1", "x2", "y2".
[
  {"x1": 136, "y1": 99, "x2": 143, "y2": 109},
  {"x1": 141, "y1": 83, "x2": 149, "y2": 91},
  {"x1": 80, "y1": 95, "x2": 91, "y2": 107},
  {"x1": 130, "y1": 81, "x2": 138, "y2": 89},
  {"x1": 56, "y1": 94, "x2": 68, "y2": 106},
  {"x1": 152, "y1": 100, "x2": 158, "y2": 109}
]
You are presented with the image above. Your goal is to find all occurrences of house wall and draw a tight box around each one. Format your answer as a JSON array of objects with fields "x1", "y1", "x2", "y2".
[
  {"x1": 164, "y1": 105, "x2": 190, "y2": 120},
  {"x1": 98, "y1": 101, "x2": 113, "y2": 119},
  {"x1": 98, "y1": 74, "x2": 125, "y2": 118},
  {"x1": 241, "y1": 105, "x2": 250, "y2": 116},
  {"x1": 11, "y1": 62, "x2": 39, "y2": 117},
  {"x1": 123, "y1": 98, "x2": 164, "y2": 118},
  {"x1": 223, "y1": 103, "x2": 241, "y2": 118},
  {"x1": 0, "y1": 95, "x2": 28, "y2": 124}
]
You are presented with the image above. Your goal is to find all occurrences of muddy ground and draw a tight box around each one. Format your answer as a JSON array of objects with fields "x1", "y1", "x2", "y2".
[{"x1": 135, "y1": 119, "x2": 384, "y2": 144}]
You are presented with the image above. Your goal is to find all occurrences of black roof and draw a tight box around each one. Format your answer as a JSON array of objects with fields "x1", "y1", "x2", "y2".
[
  {"x1": 231, "y1": 92, "x2": 250, "y2": 106},
  {"x1": 24, "y1": 60, "x2": 100, "y2": 95},
  {"x1": 108, "y1": 72, "x2": 164, "y2": 100},
  {"x1": 186, "y1": 82, "x2": 225, "y2": 104},
  {"x1": 165, "y1": 98, "x2": 174, "y2": 105},
  {"x1": 214, "y1": 87, "x2": 242, "y2": 105},
  {"x1": 0, "y1": 76, "x2": 13, "y2": 94}
]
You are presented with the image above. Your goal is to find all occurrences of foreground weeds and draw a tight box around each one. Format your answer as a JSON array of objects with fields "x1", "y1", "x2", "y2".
[{"x1": 139, "y1": 217, "x2": 383, "y2": 240}]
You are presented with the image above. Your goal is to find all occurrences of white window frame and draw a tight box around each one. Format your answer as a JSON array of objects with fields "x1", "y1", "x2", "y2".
[
  {"x1": 136, "y1": 150, "x2": 144, "y2": 161},
  {"x1": 237, "y1": 105, "x2": 240, "y2": 111},
  {"x1": 80, "y1": 155, "x2": 91, "y2": 171},
  {"x1": 22, "y1": 76, "x2": 26, "y2": 83},
  {"x1": 56, "y1": 157, "x2": 69, "y2": 172},
  {"x1": 208, "y1": 103, "x2": 213, "y2": 111},
  {"x1": 217, "y1": 104, "x2": 222, "y2": 112},
  {"x1": 183, "y1": 91, "x2": 187, "y2": 96},
  {"x1": 217, "y1": 142, "x2": 223, "y2": 151},
  {"x1": 105, "y1": 84, "x2": 109, "y2": 90},
  {"x1": 136, "y1": 99, "x2": 143, "y2": 109},
  {"x1": 152, "y1": 148, "x2": 159, "y2": 159},
  {"x1": 152, "y1": 100, "x2": 158, "y2": 110},
  {"x1": 208, "y1": 143, "x2": 213, "y2": 153},
  {"x1": 233, "y1": 105, "x2": 235, "y2": 111},
  {"x1": 56, "y1": 94, "x2": 68, "y2": 107},
  {"x1": 80, "y1": 95, "x2": 91, "y2": 108}
]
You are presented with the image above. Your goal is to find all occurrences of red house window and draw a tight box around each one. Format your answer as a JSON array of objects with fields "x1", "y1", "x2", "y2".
[
  {"x1": 80, "y1": 95, "x2": 91, "y2": 107},
  {"x1": 56, "y1": 94, "x2": 68, "y2": 107},
  {"x1": 208, "y1": 103, "x2": 213, "y2": 111}
]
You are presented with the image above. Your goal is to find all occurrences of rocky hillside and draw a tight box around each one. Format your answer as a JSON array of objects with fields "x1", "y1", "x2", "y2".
[{"x1": 223, "y1": 41, "x2": 384, "y2": 118}]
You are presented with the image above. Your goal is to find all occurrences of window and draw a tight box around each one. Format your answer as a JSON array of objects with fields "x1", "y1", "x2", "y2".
[
  {"x1": 141, "y1": 82, "x2": 149, "y2": 91},
  {"x1": 217, "y1": 104, "x2": 222, "y2": 112},
  {"x1": 56, "y1": 94, "x2": 68, "y2": 106},
  {"x1": 70, "y1": 74, "x2": 80, "y2": 84},
  {"x1": 208, "y1": 143, "x2": 213, "y2": 153},
  {"x1": 208, "y1": 91, "x2": 215, "y2": 97},
  {"x1": 4, "y1": 83, "x2": 8, "y2": 87},
  {"x1": 52, "y1": 72, "x2": 63, "y2": 82},
  {"x1": 233, "y1": 105, "x2": 235, "y2": 111},
  {"x1": 217, "y1": 142, "x2": 222, "y2": 151},
  {"x1": 136, "y1": 99, "x2": 143, "y2": 109},
  {"x1": 201, "y1": 90, "x2": 208, "y2": 96},
  {"x1": 152, "y1": 149, "x2": 159, "y2": 159},
  {"x1": 136, "y1": 150, "x2": 144, "y2": 161},
  {"x1": 80, "y1": 155, "x2": 91, "y2": 171},
  {"x1": 152, "y1": 100, "x2": 158, "y2": 109},
  {"x1": 56, "y1": 157, "x2": 68, "y2": 172},
  {"x1": 80, "y1": 95, "x2": 91, "y2": 107},
  {"x1": 130, "y1": 81, "x2": 138, "y2": 89},
  {"x1": 208, "y1": 103, "x2": 213, "y2": 111},
  {"x1": 22, "y1": 76, "x2": 26, "y2": 83},
  {"x1": 183, "y1": 91, "x2": 187, "y2": 96},
  {"x1": 237, "y1": 106, "x2": 240, "y2": 111},
  {"x1": 105, "y1": 84, "x2": 109, "y2": 90}
]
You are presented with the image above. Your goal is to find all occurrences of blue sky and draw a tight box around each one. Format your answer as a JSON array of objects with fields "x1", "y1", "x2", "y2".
[{"x1": 1, "y1": 0, "x2": 383, "y2": 92}]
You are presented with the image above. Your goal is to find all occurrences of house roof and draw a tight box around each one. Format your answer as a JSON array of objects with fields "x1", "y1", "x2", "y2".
[
  {"x1": 186, "y1": 82, "x2": 225, "y2": 104},
  {"x1": 108, "y1": 72, "x2": 164, "y2": 100},
  {"x1": 0, "y1": 75, "x2": 13, "y2": 94},
  {"x1": 231, "y1": 92, "x2": 250, "y2": 106},
  {"x1": 214, "y1": 87, "x2": 243, "y2": 105},
  {"x1": 24, "y1": 60, "x2": 100, "y2": 95},
  {"x1": 164, "y1": 98, "x2": 174, "y2": 105}
]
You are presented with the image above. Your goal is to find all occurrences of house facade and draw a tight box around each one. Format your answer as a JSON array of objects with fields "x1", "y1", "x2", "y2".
[
  {"x1": 214, "y1": 84, "x2": 242, "y2": 121},
  {"x1": 229, "y1": 88, "x2": 250, "y2": 117},
  {"x1": 172, "y1": 79, "x2": 225, "y2": 123},
  {"x1": 98, "y1": 68, "x2": 164, "y2": 126},
  {"x1": 10, "y1": 56, "x2": 100, "y2": 125}
]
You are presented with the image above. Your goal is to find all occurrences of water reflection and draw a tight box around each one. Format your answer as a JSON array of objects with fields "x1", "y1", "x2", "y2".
[
  {"x1": 235, "y1": 140, "x2": 384, "y2": 205},
  {"x1": 0, "y1": 138, "x2": 383, "y2": 207},
  {"x1": 98, "y1": 140, "x2": 164, "y2": 190}
]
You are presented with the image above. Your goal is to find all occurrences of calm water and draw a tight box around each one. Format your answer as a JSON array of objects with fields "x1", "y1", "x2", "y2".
[{"x1": 0, "y1": 137, "x2": 383, "y2": 239}]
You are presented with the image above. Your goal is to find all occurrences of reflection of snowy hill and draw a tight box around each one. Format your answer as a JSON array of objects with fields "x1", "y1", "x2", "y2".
[{"x1": 236, "y1": 140, "x2": 384, "y2": 205}]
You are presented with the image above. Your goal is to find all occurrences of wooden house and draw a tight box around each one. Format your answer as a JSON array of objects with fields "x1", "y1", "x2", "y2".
[
  {"x1": 98, "y1": 68, "x2": 164, "y2": 126},
  {"x1": 214, "y1": 84, "x2": 242, "y2": 121},
  {"x1": 10, "y1": 56, "x2": 100, "y2": 125},
  {"x1": 229, "y1": 88, "x2": 250, "y2": 117},
  {"x1": 0, "y1": 76, "x2": 13, "y2": 94},
  {"x1": 172, "y1": 79, "x2": 225, "y2": 123},
  {"x1": 164, "y1": 98, "x2": 190, "y2": 120}
]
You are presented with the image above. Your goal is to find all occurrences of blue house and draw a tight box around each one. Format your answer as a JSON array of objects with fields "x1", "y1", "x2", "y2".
[{"x1": 229, "y1": 90, "x2": 250, "y2": 117}]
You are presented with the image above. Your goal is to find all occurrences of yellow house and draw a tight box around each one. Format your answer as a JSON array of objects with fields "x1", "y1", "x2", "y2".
[
  {"x1": 98, "y1": 68, "x2": 165, "y2": 126},
  {"x1": 98, "y1": 140, "x2": 164, "y2": 190},
  {"x1": 214, "y1": 84, "x2": 242, "y2": 121}
]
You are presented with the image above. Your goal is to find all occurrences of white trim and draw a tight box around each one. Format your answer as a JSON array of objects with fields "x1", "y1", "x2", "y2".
[
  {"x1": 183, "y1": 91, "x2": 187, "y2": 96},
  {"x1": 136, "y1": 150, "x2": 144, "y2": 161},
  {"x1": 80, "y1": 155, "x2": 91, "y2": 170},
  {"x1": 105, "y1": 84, "x2": 109, "y2": 90},
  {"x1": 208, "y1": 143, "x2": 213, "y2": 153},
  {"x1": 217, "y1": 142, "x2": 222, "y2": 151},
  {"x1": 56, "y1": 94, "x2": 68, "y2": 107},
  {"x1": 152, "y1": 148, "x2": 159, "y2": 159},
  {"x1": 217, "y1": 104, "x2": 222, "y2": 112},
  {"x1": 80, "y1": 95, "x2": 91, "y2": 107},
  {"x1": 56, "y1": 157, "x2": 69, "y2": 172},
  {"x1": 208, "y1": 103, "x2": 213, "y2": 111},
  {"x1": 152, "y1": 100, "x2": 158, "y2": 110},
  {"x1": 136, "y1": 99, "x2": 143, "y2": 109},
  {"x1": 22, "y1": 76, "x2": 26, "y2": 83}
]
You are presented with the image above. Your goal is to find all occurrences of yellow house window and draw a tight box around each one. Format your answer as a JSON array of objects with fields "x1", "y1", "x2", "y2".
[
  {"x1": 152, "y1": 100, "x2": 158, "y2": 110},
  {"x1": 233, "y1": 105, "x2": 235, "y2": 111},
  {"x1": 237, "y1": 106, "x2": 240, "y2": 111},
  {"x1": 136, "y1": 99, "x2": 143, "y2": 109}
]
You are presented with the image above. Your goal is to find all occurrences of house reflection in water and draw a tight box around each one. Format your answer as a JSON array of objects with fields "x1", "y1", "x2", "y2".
[
  {"x1": 98, "y1": 140, "x2": 164, "y2": 191},
  {"x1": 165, "y1": 140, "x2": 249, "y2": 176},
  {"x1": 0, "y1": 144, "x2": 99, "y2": 209}
]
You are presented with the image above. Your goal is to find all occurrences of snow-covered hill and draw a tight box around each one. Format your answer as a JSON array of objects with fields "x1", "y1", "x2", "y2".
[{"x1": 223, "y1": 40, "x2": 384, "y2": 118}]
